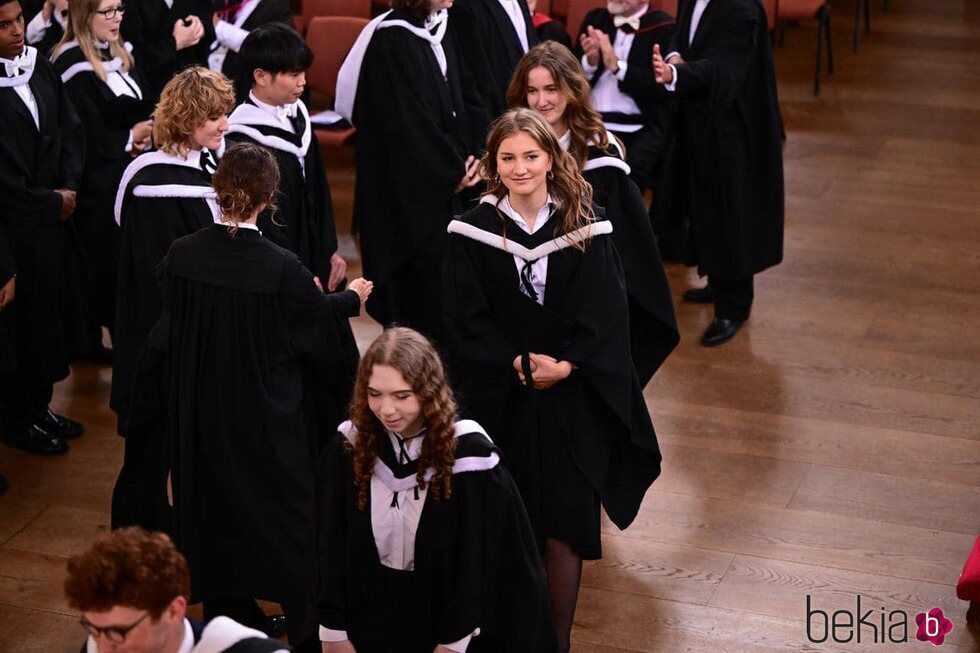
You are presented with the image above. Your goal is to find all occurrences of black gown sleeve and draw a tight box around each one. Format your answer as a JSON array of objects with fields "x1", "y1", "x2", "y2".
[
  {"x1": 278, "y1": 253, "x2": 359, "y2": 362},
  {"x1": 56, "y1": 71, "x2": 86, "y2": 191},
  {"x1": 673, "y1": 3, "x2": 758, "y2": 103},
  {"x1": 315, "y1": 432, "x2": 351, "y2": 632},
  {"x1": 307, "y1": 130, "x2": 339, "y2": 259},
  {"x1": 443, "y1": 234, "x2": 518, "y2": 371}
]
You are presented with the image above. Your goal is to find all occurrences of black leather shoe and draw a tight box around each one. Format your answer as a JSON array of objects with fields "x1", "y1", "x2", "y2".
[
  {"x1": 682, "y1": 285, "x2": 714, "y2": 303},
  {"x1": 262, "y1": 614, "x2": 287, "y2": 637},
  {"x1": 2, "y1": 420, "x2": 69, "y2": 454},
  {"x1": 701, "y1": 318, "x2": 743, "y2": 347},
  {"x1": 32, "y1": 408, "x2": 84, "y2": 439}
]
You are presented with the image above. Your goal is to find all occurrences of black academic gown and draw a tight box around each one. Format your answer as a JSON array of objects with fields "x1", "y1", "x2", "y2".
[
  {"x1": 316, "y1": 421, "x2": 557, "y2": 652},
  {"x1": 226, "y1": 98, "x2": 359, "y2": 448},
  {"x1": 352, "y1": 11, "x2": 489, "y2": 337},
  {"x1": 0, "y1": 47, "x2": 87, "y2": 385},
  {"x1": 449, "y1": 0, "x2": 538, "y2": 118},
  {"x1": 144, "y1": 225, "x2": 361, "y2": 639},
  {"x1": 121, "y1": 0, "x2": 214, "y2": 102},
  {"x1": 582, "y1": 140, "x2": 679, "y2": 386},
  {"x1": 443, "y1": 201, "x2": 662, "y2": 555},
  {"x1": 214, "y1": 0, "x2": 294, "y2": 86},
  {"x1": 52, "y1": 43, "x2": 153, "y2": 332},
  {"x1": 111, "y1": 149, "x2": 217, "y2": 433},
  {"x1": 668, "y1": 0, "x2": 784, "y2": 277}
]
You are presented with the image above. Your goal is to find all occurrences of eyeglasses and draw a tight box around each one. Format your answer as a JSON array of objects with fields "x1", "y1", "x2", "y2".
[
  {"x1": 95, "y1": 3, "x2": 126, "y2": 19},
  {"x1": 79, "y1": 611, "x2": 149, "y2": 643}
]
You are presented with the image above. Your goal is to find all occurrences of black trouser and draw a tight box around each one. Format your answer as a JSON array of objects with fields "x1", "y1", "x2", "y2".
[
  {"x1": 0, "y1": 373, "x2": 53, "y2": 420},
  {"x1": 708, "y1": 274, "x2": 754, "y2": 322},
  {"x1": 610, "y1": 127, "x2": 661, "y2": 192},
  {"x1": 203, "y1": 597, "x2": 319, "y2": 652}
]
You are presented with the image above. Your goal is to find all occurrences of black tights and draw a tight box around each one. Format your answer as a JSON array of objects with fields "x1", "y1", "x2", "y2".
[{"x1": 545, "y1": 538, "x2": 582, "y2": 653}]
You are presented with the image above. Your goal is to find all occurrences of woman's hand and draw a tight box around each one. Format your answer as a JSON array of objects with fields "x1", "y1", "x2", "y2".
[
  {"x1": 323, "y1": 641, "x2": 356, "y2": 653},
  {"x1": 528, "y1": 353, "x2": 572, "y2": 390},
  {"x1": 513, "y1": 354, "x2": 537, "y2": 385},
  {"x1": 455, "y1": 155, "x2": 481, "y2": 193},
  {"x1": 327, "y1": 252, "x2": 347, "y2": 292},
  {"x1": 347, "y1": 278, "x2": 373, "y2": 305}
]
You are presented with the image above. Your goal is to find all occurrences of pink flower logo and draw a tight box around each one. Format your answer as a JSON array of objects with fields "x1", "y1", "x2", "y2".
[{"x1": 915, "y1": 608, "x2": 954, "y2": 646}]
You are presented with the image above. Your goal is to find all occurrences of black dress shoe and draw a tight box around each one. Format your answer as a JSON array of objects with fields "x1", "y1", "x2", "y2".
[
  {"x1": 701, "y1": 318, "x2": 743, "y2": 347},
  {"x1": 682, "y1": 285, "x2": 714, "y2": 303},
  {"x1": 2, "y1": 420, "x2": 69, "y2": 454},
  {"x1": 32, "y1": 408, "x2": 84, "y2": 439},
  {"x1": 262, "y1": 614, "x2": 287, "y2": 637}
]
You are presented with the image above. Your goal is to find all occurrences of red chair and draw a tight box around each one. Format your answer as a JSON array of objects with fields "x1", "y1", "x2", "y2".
[
  {"x1": 776, "y1": 0, "x2": 832, "y2": 96},
  {"x1": 564, "y1": 0, "x2": 604, "y2": 39},
  {"x1": 297, "y1": 0, "x2": 370, "y2": 33},
  {"x1": 305, "y1": 16, "x2": 368, "y2": 148},
  {"x1": 649, "y1": 0, "x2": 677, "y2": 17}
]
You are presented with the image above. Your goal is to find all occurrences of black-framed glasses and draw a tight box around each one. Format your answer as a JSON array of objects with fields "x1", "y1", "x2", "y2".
[
  {"x1": 95, "y1": 3, "x2": 126, "y2": 19},
  {"x1": 79, "y1": 611, "x2": 149, "y2": 643}
]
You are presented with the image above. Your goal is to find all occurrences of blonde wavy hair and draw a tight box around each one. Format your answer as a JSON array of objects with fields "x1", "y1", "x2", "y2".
[
  {"x1": 152, "y1": 67, "x2": 235, "y2": 157},
  {"x1": 348, "y1": 328, "x2": 458, "y2": 511},
  {"x1": 506, "y1": 41, "x2": 614, "y2": 170},
  {"x1": 480, "y1": 108, "x2": 596, "y2": 250},
  {"x1": 52, "y1": 0, "x2": 133, "y2": 80},
  {"x1": 212, "y1": 143, "x2": 279, "y2": 233}
]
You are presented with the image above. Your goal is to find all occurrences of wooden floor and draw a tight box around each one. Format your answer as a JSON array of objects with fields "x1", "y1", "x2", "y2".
[{"x1": 2, "y1": 0, "x2": 979, "y2": 650}]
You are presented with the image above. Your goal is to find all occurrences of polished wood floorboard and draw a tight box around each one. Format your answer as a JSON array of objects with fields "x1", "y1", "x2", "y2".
[{"x1": 2, "y1": 0, "x2": 979, "y2": 650}]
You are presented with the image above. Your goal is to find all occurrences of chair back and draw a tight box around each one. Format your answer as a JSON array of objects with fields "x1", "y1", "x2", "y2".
[
  {"x1": 564, "y1": 0, "x2": 604, "y2": 37},
  {"x1": 306, "y1": 16, "x2": 370, "y2": 103},
  {"x1": 303, "y1": 0, "x2": 370, "y2": 30},
  {"x1": 762, "y1": 0, "x2": 777, "y2": 28}
]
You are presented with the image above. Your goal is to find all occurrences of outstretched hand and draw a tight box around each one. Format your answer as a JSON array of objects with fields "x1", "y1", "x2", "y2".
[
  {"x1": 652, "y1": 44, "x2": 673, "y2": 84},
  {"x1": 347, "y1": 278, "x2": 373, "y2": 305}
]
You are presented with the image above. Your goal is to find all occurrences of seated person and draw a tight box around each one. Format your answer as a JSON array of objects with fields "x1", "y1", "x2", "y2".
[{"x1": 65, "y1": 526, "x2": 291, "y2": 652}]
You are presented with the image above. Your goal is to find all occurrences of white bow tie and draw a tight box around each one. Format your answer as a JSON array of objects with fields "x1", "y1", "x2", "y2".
[
  {"x1": 3, "y1": 54, "x2": 30, "y2": 78},
  {"x1": 613, "y1": 15, "x2": 640, "y2": 31},
  {"x1": 277, "y1": 102, "x2": 298, "y2": 121}
]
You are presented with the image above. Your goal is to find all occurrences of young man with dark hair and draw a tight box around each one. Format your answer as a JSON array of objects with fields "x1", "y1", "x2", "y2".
[
  {"x1": 0, "y1": 0, "x2": 87, "y2": 459},
  {"x1": 65, "y1": 527, "x2": 291, "y2": 652},
  {"x1": 226, "y1": 23, "x2": 358, "y2": 443}
]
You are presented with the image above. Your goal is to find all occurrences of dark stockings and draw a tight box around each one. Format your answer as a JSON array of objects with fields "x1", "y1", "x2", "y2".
[{"x1": 545, "y1": 537, "x2": 583, "y2": 653}]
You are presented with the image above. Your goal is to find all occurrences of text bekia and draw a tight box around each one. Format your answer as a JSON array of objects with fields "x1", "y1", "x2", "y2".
[{"x1": 806, "y1": 595, "x2": 908, "y2": 644}]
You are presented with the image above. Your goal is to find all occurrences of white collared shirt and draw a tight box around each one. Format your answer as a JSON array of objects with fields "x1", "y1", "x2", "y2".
[
  {"x1": 496, "y1": 0, "x2": 530, "y2": 54},
  {"x1": 248, "y1": 91, "x2": 295, "y2": 133},
  {"x1": 498, "y1": 194, "x2": 553, "y2": 305},
  {"x1": 580, "y1": 5, "x2": 646, "y2": 132},
  {"x1": 0, "y1": 51, "x2": 39, "y2": 128}
]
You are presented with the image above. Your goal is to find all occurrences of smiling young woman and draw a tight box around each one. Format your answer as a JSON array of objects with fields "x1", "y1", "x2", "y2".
[{"x1": 443, "y1": 108, "x2": 663, "y2": 653}]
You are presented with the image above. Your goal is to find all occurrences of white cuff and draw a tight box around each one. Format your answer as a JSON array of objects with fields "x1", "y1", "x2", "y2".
[
  {"x1": 319, "y1": 625, "x2": 349, "y2": 642},
  {"x1": 613, "y1": 60, "x2": 628, "y2": 81},
  {"x1": 215, "y1": 20, "x2": 250, "y2": 52},
  {"x1": 581, "y1": 54, "x2": 598, "y2": 76},
  {"x1": 666, "y1": 50, "x2": 681, "y2": 62},
  {"x1": 664, "y1": 63, "x2": 678, "y2": 91},
  {"x1": 125, "y1": 129, "x2": 135, "y2": 154},
  {"x1": 442, "y1": 627, "x2": 480, "y2": 652},
  {"x1": 25, "y1": 12, "x2": 50, "y2": 45}
]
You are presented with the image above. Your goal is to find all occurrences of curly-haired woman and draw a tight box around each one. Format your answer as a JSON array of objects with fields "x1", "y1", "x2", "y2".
[
  {"x1": 110, "y1": 66, "x2": 235, "y2": 440},
  {"x1": 506, "y1": 42, "x2": 678, "y2": 387},
  {"x1": 316, "y1": 327, "x2": 556, "y2": 653},
  {"x1": 130, "y1": 142, "x2": 372, "y2": 650},
  {"x1": 443, "y1": 108, "x2": 663, "y2": 652}
]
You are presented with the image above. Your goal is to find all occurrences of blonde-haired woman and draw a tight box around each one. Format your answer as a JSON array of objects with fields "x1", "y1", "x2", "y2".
[
  {"x1": 111, "y1": 66, "x2": 233, "y2": 442},
  {"x1": 443, "y1": 108, "x2": 662, "y2": 652},
  {"x1": 130, "y1": 142, "x2": 372, "y2": 649},
  {"x1": 316, "y1": 326, "x2": 555, "y2": 652},
  {"x1": 50, "y1": 0, "x2": 153, "y2": 359}
]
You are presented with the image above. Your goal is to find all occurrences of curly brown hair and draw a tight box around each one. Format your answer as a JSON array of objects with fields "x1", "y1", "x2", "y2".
[
  {"x1": 213, "y1": 142, "x2": 280, "y2": 231},
  {"x1": 349, "y1": 328, "x2": 458, "y2": 511},
  {"x1": 152, "y1": 67, "x2": 236, "y2": 157},
  {"x1": 506, "y1": 41, "x2": 613, "y2": 169},
  {"x1": 64, "y1": 528, "x2": 190, "y2": 618},
  {"x1": 480, "y1": 108, "x2": 596, "y2": 250}
]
